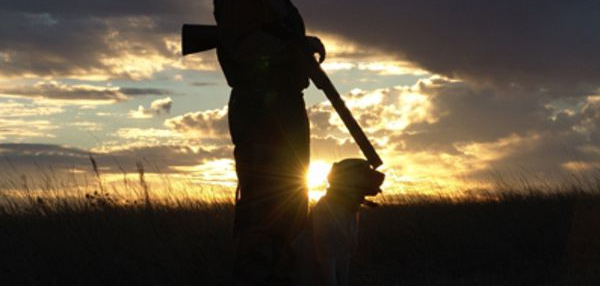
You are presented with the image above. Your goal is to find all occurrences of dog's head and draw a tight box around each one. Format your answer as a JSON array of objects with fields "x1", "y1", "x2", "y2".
[{"x1": 326, "y1": 158, "x2": 385, "y2": 207}]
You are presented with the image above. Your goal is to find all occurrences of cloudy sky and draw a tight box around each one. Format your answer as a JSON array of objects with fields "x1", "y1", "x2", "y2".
[{"x1": 1, "y1": 0, "x2": 599, "y2": 195}]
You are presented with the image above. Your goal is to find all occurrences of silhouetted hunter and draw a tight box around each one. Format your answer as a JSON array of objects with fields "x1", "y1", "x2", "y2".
[
  {"x1": 183, "y1": 0, "x2": 383, "y2": 284},
  {"x1": 214, "y1": 0, "x2": 324, "y2": 284}
]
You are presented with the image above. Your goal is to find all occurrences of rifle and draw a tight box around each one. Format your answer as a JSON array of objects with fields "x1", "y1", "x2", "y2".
[{"x1": 182, "y1": 24, "x2": 383, "y2": 169}]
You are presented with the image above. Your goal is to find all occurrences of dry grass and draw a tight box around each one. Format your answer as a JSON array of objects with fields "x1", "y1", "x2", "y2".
[{"x1": 1, "y1": 157, "x2": 599, "y2": 285}]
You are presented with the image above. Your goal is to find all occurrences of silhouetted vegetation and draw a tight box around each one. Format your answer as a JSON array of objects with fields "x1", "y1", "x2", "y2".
[
  {"x1": 2, "y1": 192, "x2": 599, "y2": 285},
  {"x1": 1, "y1": 161, "x2": 599, "y2": 285},
  {"x1": 354, "y1": 191, "x2": 600, "y2": 285}
]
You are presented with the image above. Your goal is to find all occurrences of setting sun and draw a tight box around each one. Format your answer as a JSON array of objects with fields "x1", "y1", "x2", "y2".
[
  {"x1": 306, "y1": 160, "x2": 331, "y2": 188},
  {"x1": 306, "y1": 160, "x2": 331, "y2": 201}
]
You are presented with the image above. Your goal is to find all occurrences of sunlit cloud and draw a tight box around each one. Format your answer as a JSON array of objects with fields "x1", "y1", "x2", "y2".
[
  {"x1": 302, "y1": 76, "x2": 600, "y2": 191},
  {"x1": 561, "y1": 161, "x2": 600, "y2": 172},
  {"x1": 2, "y1": 73, "x2": 599, "y2": 194},
  {"x1": 114, "y1": 128, "x2": 183, "y2": 140},
  {"x1": 3, "y1": 73, "x2": 599, "y2": 194},
  {"x1": 67, "y1": 121, "x2": 103, "y2": 132},
  {"x1": 379, "y1": 151, "x2": 483, "y2": 193},
  {"x1": 128, "y1": 108, "x2": 153, "y2": 119},
  {"x1": 0, "y1": 119, "x2": 58, "y2": 141},
  {"x1": 574, "y1": 96, "x2": 600, "y2": 136},
  {"x1": 0, "y1": 52, "x2": 9, "y2": 63},
  {"x1": 310, "y1": 136, "x2": 361, "y2": 163},
  {"x1": 128, "y1": 97, "x2": 173, "y2": 119},
  {"x1": 95, "y1": 112, "x2": 117, "y2": 117},
  {"x1": 173, "y1": 159, "x2": 237, "y2": 187},
  {"x1": 308, "y1": 80, "x2": 437, "y2": 142},
  {"x1": 100, "y1": 51, "x2": 175, "y2": 81},
  {"x1": 164, "y1": 106, "x2": 229, "y2": 139},
  {"x1": 315, "y1": 32, "x2": 428, "y2": 76},
  {"x1": 454, "y1": 134, "x2": 541, "y2": 163},
  {"x1": 356, "y1": 62, "x2": 428, "y2": 76},
  {"x1": 588, "y1": 95, "x2": 600, "y2": 104},
  {"x1": 321, "y1": 61, "x2": 428, "y2": 76},
  {"x1": 0, "y1": 100, "x2": 64, "y2": 117}
]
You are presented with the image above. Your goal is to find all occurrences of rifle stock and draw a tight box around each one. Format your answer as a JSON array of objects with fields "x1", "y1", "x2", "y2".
[{"x1": 181, "y1": 24, "x2": 383, "y2": 169}]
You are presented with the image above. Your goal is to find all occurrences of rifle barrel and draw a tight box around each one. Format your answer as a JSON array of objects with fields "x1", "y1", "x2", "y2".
[{"x1": 307, "y1": 60, "x2": 384, "y2": 169}]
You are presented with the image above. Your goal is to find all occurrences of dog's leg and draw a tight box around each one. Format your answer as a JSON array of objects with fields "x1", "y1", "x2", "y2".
[
  {"x1": 338, "y1": 213, "x2": 358, "y2": 286},
  {"x1": 312, "y1": 202, "x2": 346, "y2": 286},
  {"x1": 337, "y1": 257, "x2": 350, "y2": 286},
  {"x1": 314, "y1": 242, "x2": 337, "y2": 286}
]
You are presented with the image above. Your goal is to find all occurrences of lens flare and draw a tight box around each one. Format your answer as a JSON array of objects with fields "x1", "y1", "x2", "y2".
[{"x1": 306, "y1": 160, "x2": 331, "y2": 201}]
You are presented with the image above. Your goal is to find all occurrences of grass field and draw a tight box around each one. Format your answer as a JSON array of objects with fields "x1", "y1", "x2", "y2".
[{"x1": 1, "y1": 164, "x2": 600, "y2": 285}]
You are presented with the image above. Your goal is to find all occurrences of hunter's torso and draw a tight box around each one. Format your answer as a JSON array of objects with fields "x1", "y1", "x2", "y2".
[{"x1": 214, "y1": 0, "x2": 309, "y2": 91}]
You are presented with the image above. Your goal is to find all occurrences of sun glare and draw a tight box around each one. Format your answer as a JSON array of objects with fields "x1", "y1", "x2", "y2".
[
  {"x1": 307, "y1": 160, "x2": 331, "y2": 201},
  {"x1": 307, "y1": 160, "x2": 331, "y2": 188}
]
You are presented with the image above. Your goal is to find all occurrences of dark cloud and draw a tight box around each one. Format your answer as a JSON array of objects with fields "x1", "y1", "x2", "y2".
[
  {"x1": 396, "y1": 79, "x2": 594, "y2": 154},
  {"x1": 0, "y1": 0, "x2": 214, "y2": 79},
  {"x1": 397, "y1": 81, "x2": 551, "y2": 153},
  {"x1": 298, "y1": 0, "x2": 600, "y2": 91},
  {"x1": 0, "y1": 12, "x2": 112, "y2": 78},
  {"x1": 120, "y1": 88, "x2": 171, "y2": 96},
  {"x1": 463, "y1": 130, "x2": 600, "y2": 183},
  {"x1": 390, "y1": 79, "x2": 600, "y2": 178},
  {"x1": 0, "y1": 142, "x2": 229, "y2": 175},
  {"x1": 0, "y1": 1, "x2": 211, "y2": 19},
  {"x1": 0, "y1": 81, "x2": 172, "y2": 102},
  {"x1": 2, "y1": 0, "x2": 599, "y2": 89},
  {"x1": 190, "y1": 81, "x2": 216, "y2": 87}
]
